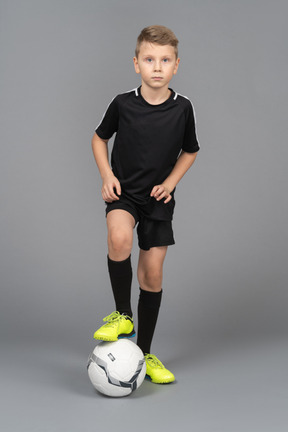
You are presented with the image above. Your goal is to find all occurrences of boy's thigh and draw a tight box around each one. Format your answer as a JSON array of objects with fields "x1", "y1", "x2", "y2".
[
  {"x1": 105, "y1": 199, "x2": 139, "y2": 229},
  {"x1": 138, "y1": 246, "x2": 168, "y2": 270},
  {"x1": 106, "y1": 209, "x2": 136, "y2": 233}
]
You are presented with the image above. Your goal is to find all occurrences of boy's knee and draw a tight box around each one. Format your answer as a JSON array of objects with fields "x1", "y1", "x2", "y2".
[
  {"x1": 138, "y1": 267, "x2": 162, "y2": 291},
  {"x1": 108, "y1": 228, "x2": 133, "y2": 255}
]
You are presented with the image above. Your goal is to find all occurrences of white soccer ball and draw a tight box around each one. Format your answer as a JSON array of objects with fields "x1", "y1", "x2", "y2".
[{"x1": 87, "y1": 339, "x2": 146, "y2": 397}]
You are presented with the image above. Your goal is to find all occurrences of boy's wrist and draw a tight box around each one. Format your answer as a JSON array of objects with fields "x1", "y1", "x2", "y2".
[
  {"x1": 162, "y1": 180, "x2": 175, "y2": 193},
  {"x1": 101, "y1": 169, "x2": 114, "y2": 181}
]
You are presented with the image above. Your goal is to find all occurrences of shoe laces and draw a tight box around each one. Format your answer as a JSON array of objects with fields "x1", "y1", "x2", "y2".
[
  {"x1": 145, "y1": 354, "x2": 165, "y2": 369},
  {"x1": 102, "y1": 311, "x2": 127, "y2": 327}
]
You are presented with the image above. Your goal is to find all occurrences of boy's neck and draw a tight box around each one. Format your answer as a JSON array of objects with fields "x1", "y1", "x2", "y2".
[{"x1": 140, "y1": 83, "x2": 171, "y2": 105}]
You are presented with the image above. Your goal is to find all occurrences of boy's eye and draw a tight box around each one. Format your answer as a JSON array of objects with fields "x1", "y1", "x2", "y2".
[
  {"x1": 146, "y1": 58, "x2": 153, "y2": 62},
  {"x1": 163, "y1": 58, "x2": 169, "y2": 63}
]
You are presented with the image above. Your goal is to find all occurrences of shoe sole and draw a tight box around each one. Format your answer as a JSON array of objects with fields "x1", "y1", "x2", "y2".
[
  {"x1": 145, "y1": 374, "x2": 175, "y2": 384},
  {"x1": 118, "y1": 331, "x2": 136, "y2": 339},
  {"x1": 93, "y1": 330, "x2": 136, "y2": 342}
]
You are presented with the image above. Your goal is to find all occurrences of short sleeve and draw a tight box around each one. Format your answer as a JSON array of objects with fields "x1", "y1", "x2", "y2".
[
  {"x1": 182, "y1": 101, "x2": 200, "y2": 153},
  {"x1": 95, "y1": 96, "x2": 119, "y2": 139}
]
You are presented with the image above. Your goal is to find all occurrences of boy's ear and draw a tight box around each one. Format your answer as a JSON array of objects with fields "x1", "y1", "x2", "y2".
[
  {"x1": 133, "y1": 56, "x2": 140, "y2": 74},
  {"x1": 174, "y1": 58, "x2": 180, "y2": 75}
]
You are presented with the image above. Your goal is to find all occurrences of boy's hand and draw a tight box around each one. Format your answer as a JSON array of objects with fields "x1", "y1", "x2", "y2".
[
  {"x1": 102, "y1": 174, "x2": 121, "y2": 202},
  {"x1": 150, "y1": 184, "x2": 172, "y2": 204}
]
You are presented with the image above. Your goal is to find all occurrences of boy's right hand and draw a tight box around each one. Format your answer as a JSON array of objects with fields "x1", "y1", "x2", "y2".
[{"x1": 101, "y1": 174, "x2": 121, "y2": 202}]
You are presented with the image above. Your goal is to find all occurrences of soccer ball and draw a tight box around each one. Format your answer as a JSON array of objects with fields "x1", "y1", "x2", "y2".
[{"x1": 87, "y1": 339, "x2": 146, "y2": 397}]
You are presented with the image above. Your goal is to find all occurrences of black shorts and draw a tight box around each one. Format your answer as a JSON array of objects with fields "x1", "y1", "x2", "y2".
[{"x1": 105, "y1": 196, "x2": 175, "y2": 251}]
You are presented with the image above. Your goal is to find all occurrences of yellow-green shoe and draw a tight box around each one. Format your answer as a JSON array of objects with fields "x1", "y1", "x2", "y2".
[
  {"x1": 93, "y1": 311, "x2": 135, "y2": 341},
  {"x1": 145, "y1": 354, "x2": 175, "y2": 384}
]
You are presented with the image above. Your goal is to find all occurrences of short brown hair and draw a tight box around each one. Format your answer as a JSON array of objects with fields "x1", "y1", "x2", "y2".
[{"x1": 135, "y1": 25, "x2": 179, "y2": 58}]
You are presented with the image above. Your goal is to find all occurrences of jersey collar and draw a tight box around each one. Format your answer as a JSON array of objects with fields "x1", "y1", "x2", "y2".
[{"x1": 136, "y1": 86, "x2": 175, "y2": 107}]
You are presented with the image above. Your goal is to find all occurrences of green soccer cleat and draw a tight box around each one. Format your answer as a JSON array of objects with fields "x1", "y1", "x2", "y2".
[
  {"x1": 145, "y1": 354, "x2": 175, "y2": 384},
  {"x1": 93, "y1": 311, "x2": 136, "y2": 341}
]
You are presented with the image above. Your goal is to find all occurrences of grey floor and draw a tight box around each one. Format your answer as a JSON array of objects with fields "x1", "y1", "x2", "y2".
[{"x1": 1, "y1": 335, "x2": 287, "y2": 432}]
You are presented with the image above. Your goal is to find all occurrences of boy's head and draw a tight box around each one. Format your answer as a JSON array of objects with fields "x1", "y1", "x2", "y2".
[
  {"x1": 135, "y1": 25, "x2": 179, "y2": 59},
  {"x1": 133, "y1": 25, "x2": 180, "y2": 91}
]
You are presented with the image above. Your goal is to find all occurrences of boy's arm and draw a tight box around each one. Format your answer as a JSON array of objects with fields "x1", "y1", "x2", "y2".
[
  {"x1": 151, "y1": 150, "x2": 198, "y2": 203},
  {"x1": 91, "y1": 132, "x2": 121, "y2": 202}
]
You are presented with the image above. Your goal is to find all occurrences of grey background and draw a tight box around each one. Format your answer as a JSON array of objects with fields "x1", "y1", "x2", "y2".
[{"x1": 1, "y1": 0, "x2": 287, "y2": 431}]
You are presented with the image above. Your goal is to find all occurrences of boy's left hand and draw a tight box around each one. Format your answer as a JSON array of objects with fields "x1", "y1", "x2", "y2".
[{"x1": 150, "y1": 184, "x2": 172, "y2": 204}]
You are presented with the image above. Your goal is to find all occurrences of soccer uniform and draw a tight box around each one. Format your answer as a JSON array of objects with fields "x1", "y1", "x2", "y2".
[{"x1": 95, "y1": 86, "x2": 199, "y2": 250}]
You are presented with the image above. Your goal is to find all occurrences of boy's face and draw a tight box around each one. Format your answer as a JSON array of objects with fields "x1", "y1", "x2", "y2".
[{"x1": 133, "y1": 42, "x2": 180, "y2": 91}]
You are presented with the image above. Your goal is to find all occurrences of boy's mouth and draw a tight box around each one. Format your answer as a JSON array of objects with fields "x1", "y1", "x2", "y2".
[{"x1": 152, "y1": 77, "x2": 163, "y2": 80}]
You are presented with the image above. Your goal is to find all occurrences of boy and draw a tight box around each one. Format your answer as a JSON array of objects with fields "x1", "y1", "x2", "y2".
[{"x1": 91, "y1": 25, "x2": 199, "y2": 384}]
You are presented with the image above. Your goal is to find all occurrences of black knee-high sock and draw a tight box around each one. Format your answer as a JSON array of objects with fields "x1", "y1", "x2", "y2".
[
  {"x1": 137, "y1": 288, "x2": 162, "y2": 354},
  {"x1": 107, "y1": 255, "x2": 133, "y2": 317}
]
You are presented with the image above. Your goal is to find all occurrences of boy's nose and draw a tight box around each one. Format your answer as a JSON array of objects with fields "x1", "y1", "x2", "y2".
[{"x1": 154, "y1": 61, "x2": 162, "y2": 71}]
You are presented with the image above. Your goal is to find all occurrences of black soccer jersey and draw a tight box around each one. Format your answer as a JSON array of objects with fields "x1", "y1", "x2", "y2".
[{"x1": 96, "y1": 86, "x2": 199, "y2": 220}]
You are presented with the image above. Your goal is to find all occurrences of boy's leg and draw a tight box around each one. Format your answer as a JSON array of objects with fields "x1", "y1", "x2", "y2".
[
  {"x1": 106, "y1": 209, "x2": 134, "y2": 317},
  {"x1": 137, "y1": 246, "x2": 175, "y2": 383},
  {"x1": 94, "y1": 209, "x2": 135, "y2": 341},
  {"x1": 137, "y1": 246, "x2": 167, "y2": 354}
]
